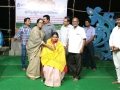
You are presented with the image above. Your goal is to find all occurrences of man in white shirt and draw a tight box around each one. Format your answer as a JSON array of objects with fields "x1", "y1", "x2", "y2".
[
  {"x1": 60, "y1": 17, "x2": 72, "y2": 48},
  {"x1": 83, "y1": 19, "x2": 96, "y2": 70},
  {"x1": 109, "y1": 16, "x2": 120, "y2": 84},
  {"x1": 67, "y1": 17, "x2": 86, "y2": 80}
]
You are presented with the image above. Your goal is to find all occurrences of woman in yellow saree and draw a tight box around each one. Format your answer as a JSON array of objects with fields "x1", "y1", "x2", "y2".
[{"x1": 40, "y1": 32, "x2": 66, "y2": 87}]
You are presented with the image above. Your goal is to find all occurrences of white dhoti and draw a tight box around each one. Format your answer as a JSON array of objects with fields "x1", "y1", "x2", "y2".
[{"x1": 113, "y1": 51, "x2": 120, "y2": 82}]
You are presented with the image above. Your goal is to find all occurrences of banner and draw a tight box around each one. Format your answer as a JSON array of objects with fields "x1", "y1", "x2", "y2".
[{"x1": 16, "y1": 0, "x2": 68, "y2": 24}]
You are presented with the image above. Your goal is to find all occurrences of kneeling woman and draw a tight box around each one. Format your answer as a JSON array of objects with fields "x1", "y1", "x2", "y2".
[{"x1": 41, "y1": 32, "x2": 66, "y2": 87}]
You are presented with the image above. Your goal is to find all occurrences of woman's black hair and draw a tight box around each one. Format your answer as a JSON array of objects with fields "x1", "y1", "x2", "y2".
[
  {"x1": 36, "y1": 18, "x2": 43, "y2": 23},
  {"x1": 51, "y1": 32, "x2": 59, "y2": 38},
  {"x1": 34, "y1": 18, "x2": 43, "y2": 26}
]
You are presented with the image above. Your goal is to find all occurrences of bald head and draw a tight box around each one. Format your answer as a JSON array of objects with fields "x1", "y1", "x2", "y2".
[{"x1": 72, "y1": 17, "x2": 79, "y2": 28}]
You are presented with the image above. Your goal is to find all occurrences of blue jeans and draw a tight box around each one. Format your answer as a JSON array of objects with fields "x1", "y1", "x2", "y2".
[{"x1": 21, "y1": 44, "x2": 27, "y2": 68}]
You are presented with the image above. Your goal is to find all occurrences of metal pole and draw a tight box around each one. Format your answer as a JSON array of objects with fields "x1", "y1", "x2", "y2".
[
  {"x1": 0, "y1": 6, "x2": 15, "y2": 8},
  {"x1": 8, "y1": 0, "x2": 11, "y2": 47},
  {"x1": 108, "y1": 0, "x2": 111, "y2": 12},
  {"x1": 72, "y1": 0, "x2": 75, "y2": 18}
]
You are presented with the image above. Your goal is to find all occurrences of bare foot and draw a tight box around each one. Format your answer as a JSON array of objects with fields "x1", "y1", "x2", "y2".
[
  {"x1": 112, "y1": 81, "x2": 120, "y2": 84},
  {"x1": 92, "y1": 68, "x2": 96, "y2": 71},
  {"x1": 22, "y1": 68, "x2": 26, "y2": 71},
  {"x1": 28, "y1": 77, "x2": 36, "y2": 80},
  {"x1": 73, "y1": 78, "x2": 79, "y2": 81}
]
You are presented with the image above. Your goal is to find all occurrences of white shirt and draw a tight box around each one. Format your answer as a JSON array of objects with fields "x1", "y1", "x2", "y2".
[
  {"x1": 68, "y1": 26, "x2": 86, "y2": 53},
  {"x1": 84, "y1": 26, "x2": 95, "y2": 41},
  {"x1": 60, "y1": 24, "x2": 72, "y2": 46},
  {"x1": 109, "y1": 26, "x2": 120, "y2": 49}
]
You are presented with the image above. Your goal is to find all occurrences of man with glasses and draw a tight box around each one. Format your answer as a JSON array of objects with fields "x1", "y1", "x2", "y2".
[
  {"x1": 67, "y1": 17, "x2": 86, "y2": 81},
  {"x1": 60, "y1": 17, "x2": 72, "y2": 49}
]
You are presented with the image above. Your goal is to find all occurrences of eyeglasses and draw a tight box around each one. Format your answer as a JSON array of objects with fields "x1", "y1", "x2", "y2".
[{"x1": 72, "y1": 21, "x2": 78, "y2": 22}]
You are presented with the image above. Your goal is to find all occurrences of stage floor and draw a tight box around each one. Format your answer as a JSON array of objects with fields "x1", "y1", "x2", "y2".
[{"x1": 0, "y1": 56, "x2": 119, "y2": 90}]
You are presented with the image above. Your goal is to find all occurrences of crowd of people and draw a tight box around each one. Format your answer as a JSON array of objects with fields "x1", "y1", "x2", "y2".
[{"x1": 13, "y1": 14, "x2": 120, "y2": 87}]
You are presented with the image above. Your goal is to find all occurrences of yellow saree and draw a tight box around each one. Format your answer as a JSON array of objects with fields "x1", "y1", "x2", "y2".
[{"x1": 40, "y1": 39, "x2": 66, "y2": 72}]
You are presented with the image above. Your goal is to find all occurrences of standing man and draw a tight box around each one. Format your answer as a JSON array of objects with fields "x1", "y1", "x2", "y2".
[
  {"x1": 83, "y1": 19, "x2": 96, "y2": 70},
  {"x1": 109, "y1": 16, "x2": 120, "y2": 84},
  {"x1": 67, "y1": 17, "x2": 86, "y2": 81},
  {"x1": 60, "y1": 17, "x2": 72, "y2": 49},
  {"x1": 59, "y1": 17, "x2": 72, "y2": 77},
  {"x1": 14, "y1": 17, "x2": 31, "y2": 71},
  {"x1": 43, "y1": 15, "x2": 56, "y2": 42}
]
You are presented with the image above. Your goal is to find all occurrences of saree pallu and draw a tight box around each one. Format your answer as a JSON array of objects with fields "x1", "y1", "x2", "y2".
[
  {"x1": 40, "y1": 39, "x2": 66, "y2": 87},
  {"x1": 41, "y1": 39, "x2": 66, "y2": 72}
]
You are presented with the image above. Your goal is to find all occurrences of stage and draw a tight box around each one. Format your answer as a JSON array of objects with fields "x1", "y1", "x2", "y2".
[{"x1": 0, "y1": 56, "x2": 119, "y2": 90}]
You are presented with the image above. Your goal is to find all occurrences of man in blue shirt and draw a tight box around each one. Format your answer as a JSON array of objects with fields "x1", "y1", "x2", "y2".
[
  {"x1": 83, "y1": 19, "x2": 96, "y2": 70},
  {"x1": 14, "y1": 17, "x2": 31, "y2": 71}
]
